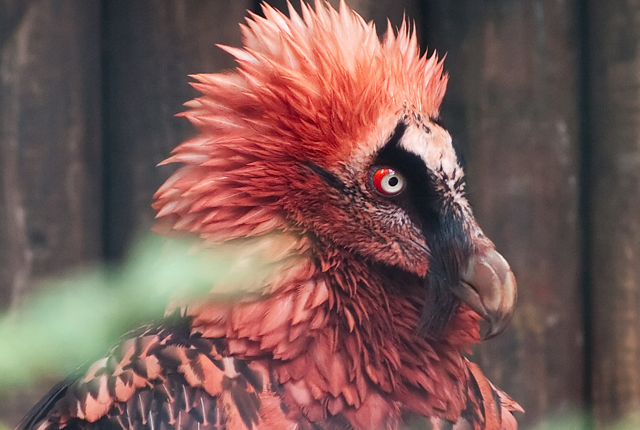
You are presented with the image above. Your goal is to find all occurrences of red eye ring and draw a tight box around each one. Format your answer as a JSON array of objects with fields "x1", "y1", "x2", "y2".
[{"x1": 372, "y1": 167, "x2": 406, "y2": 196}]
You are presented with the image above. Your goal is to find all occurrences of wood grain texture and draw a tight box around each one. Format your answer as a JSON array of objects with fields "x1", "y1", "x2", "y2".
[
  {"x1": 102, "y1": 0, "x2": 252, "y2": 259},
  {"x1": 588, "y1": 0, "x2": 640, "y2": 426},
  {"x1": 0, "y1": 0, "x2": 102, "y2": 307},
  {"x1": 424, "y1": 0, "x2": 584, "y2": 426},
  {"x1": 0, "y1": 0, "x2": 102, "y2": 425},
  {"x1": 0, "y1": 0, "x2": 603, "y2": 428}
]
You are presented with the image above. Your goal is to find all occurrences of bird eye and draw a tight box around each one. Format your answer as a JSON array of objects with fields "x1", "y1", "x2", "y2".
[{"x1": 372, "y1": 167, "x2": 406, "y2": 196}]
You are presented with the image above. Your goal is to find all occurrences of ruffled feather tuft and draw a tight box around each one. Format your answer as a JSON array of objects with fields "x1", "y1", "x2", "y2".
[{"x1": 154, "y1": 0, "x2": 448, "y2": 243}]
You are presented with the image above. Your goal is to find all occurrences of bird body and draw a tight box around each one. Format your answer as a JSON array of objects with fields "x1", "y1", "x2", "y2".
[{"x1": 19, "y1": 2, "x2": 522, "y2": 429}]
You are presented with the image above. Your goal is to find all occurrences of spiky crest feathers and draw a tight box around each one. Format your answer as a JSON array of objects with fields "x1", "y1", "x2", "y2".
[{"x1": 153, "y1": 0, "x2": 448, "y2": 245}]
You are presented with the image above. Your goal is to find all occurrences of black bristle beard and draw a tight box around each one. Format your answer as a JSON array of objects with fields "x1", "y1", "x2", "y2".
[
  {"x1": 418, "y1": 271, "x2": 459, "y2": 340},
  {"x1": 417, "y1": 219, "x2": 470, "y2": 340}
]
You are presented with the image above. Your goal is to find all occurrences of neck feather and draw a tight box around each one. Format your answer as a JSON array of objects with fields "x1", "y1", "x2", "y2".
[{"x1": 184, "y1": 233, "x2": 480, "y2": 419}]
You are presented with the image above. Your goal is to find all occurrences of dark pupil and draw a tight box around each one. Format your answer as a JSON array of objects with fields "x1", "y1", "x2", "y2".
[{"x1": 388, "y1": 176, "x2": 399, "y2": 187}]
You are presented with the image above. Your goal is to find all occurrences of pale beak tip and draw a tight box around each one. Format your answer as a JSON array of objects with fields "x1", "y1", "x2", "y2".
[{"x1": 481, "y1": 311, "x2": 513, "y2": 340}]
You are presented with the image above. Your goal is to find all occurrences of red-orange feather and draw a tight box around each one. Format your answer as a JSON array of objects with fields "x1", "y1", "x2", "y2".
[{"x1": 18, "y1": 2, "x2": 521, "y2": 430}]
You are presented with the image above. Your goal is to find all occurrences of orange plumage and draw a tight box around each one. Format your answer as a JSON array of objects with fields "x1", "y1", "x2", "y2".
[{"x1": 18, "y1": 2, "x2": 522, "y2": 429}]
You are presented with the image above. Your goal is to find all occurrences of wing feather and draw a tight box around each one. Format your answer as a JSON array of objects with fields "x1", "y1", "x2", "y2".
[{"x1": 16, "y1": 314, "x2": 277, "y2": 430}]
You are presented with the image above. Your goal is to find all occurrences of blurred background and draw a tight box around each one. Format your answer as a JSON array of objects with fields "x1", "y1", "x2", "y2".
[{"x1": 0, "y1": 0, "x2": 638, "y2": 428}]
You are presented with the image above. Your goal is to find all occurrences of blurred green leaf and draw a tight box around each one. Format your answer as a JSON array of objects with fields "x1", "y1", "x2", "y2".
[
  {"x1": 525, "y1": 411, "x2": 590, "y2": 430},
  {"x1": 0, "y1": 233, "x2": 273, "y2": 389},
  {"x1": 3, "y1": 235, "x2": 640, "y2": 430}
]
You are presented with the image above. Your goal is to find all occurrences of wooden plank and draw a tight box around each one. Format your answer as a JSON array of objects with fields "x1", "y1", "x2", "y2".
[
  {"x1": 588, "y1": 0, "x2": 640, "y2": 426},
  {"x1": 0, "y1": 0, "x2": 102, "y2": 425},
  {"x1": 102, "y1": 0, "x2": 253, "y2": 259},
  {"x1": 0, "y1": 0, "x2": 103, "y2": 314},
  {"x1": 424, "y1": 0, "x2": 584, "y2": 426}
]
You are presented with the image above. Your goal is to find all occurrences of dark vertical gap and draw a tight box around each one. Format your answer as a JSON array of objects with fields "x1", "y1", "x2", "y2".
[
  {"x1": 99, "y1": 0, "x2": 111, "y2": 262},
  {"x1": 576, "y1": 0, "x2": 594, "y2": 427},
  {"x1": 255, "y1": 0, "x2": 289, "y2": 16},
  {"x1": 100, "y1": 1, "x2": 136, "y2": 263},
  {"x1": 252, "y1": 0, "x2": 263, "y2": 14},
  {"x1": 417, "y1": 0, "x2": 431, "y2": 56},
  {"x1": 100, "y1": 0, "x2": 124, "y2": 263}
]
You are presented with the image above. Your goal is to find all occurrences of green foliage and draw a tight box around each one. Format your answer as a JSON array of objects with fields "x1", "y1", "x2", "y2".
[
  {"x1": 401, "y1": 412, "x2": 635, "y2": 429},
  {"x1": 1, "y1": 235, "x2": 638, "y2": 430},
  {"x1": 527, "y1": 412, "x2": 640, "y2": 430},
  {"x1": 0, "y1": 234, "x2": 273, "y2": 389},
  {"x1": 527, "y1": 412, "x2": 591, "y2": 430}
]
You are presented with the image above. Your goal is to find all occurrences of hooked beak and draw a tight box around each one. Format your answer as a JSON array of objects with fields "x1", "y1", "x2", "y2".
[{"x1": 452, "y1": 248, "x2": 517, "y2": 339}]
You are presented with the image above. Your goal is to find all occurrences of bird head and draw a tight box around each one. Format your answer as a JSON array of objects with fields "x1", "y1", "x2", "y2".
[{"x1": 154, "y1": 0, "x2": 517, "y2": 339}]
